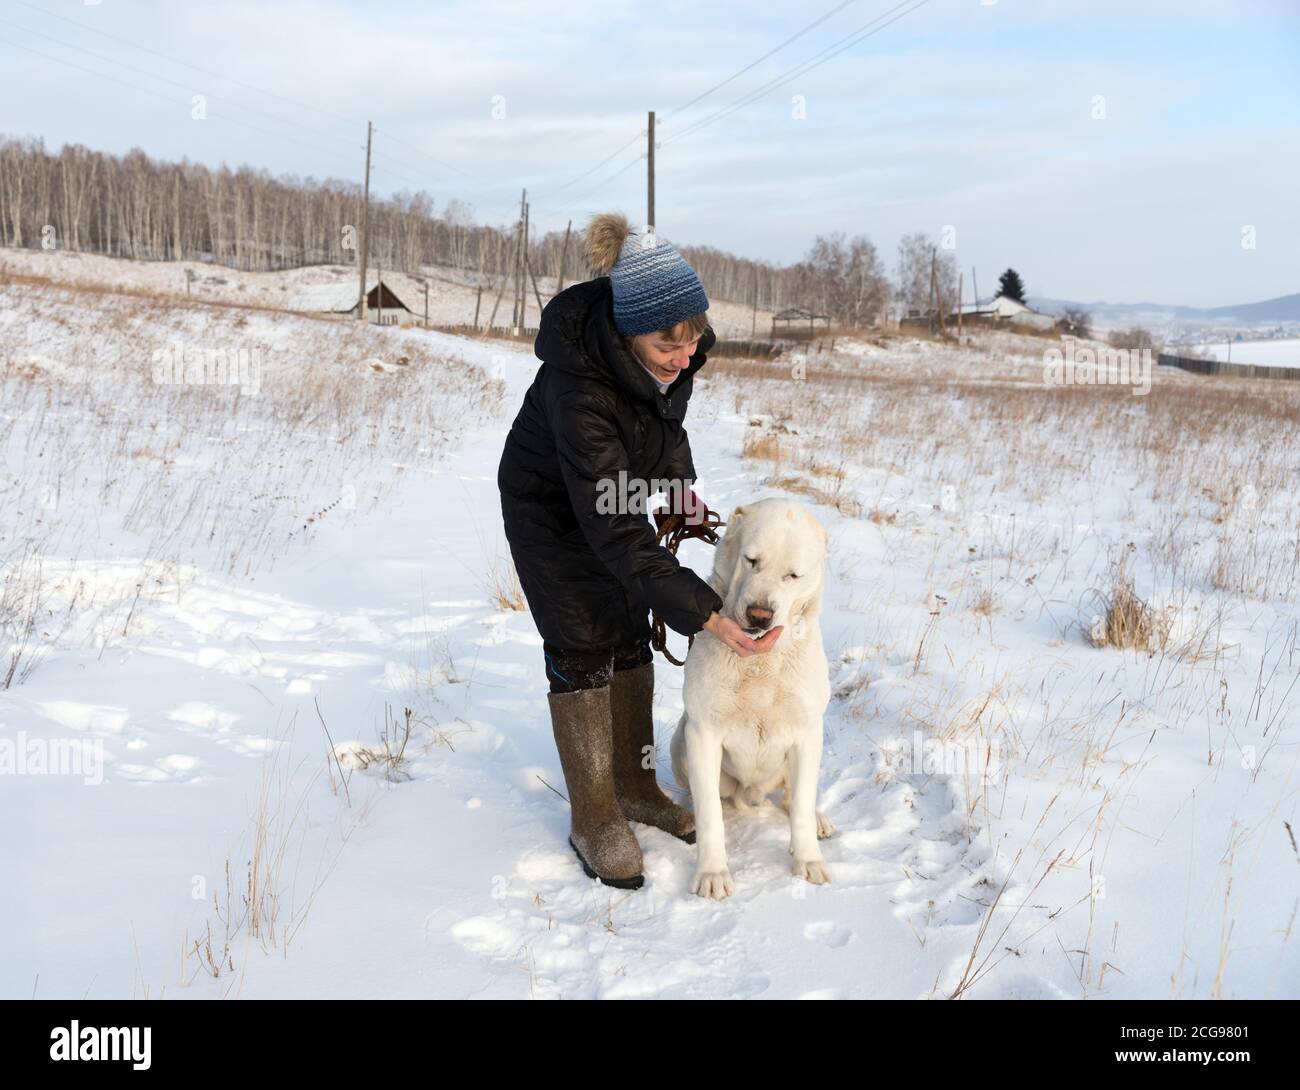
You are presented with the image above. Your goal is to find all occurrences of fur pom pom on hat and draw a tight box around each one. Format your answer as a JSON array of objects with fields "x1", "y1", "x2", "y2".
[{"x1": 584, "y1": 212, "x2": 709, "y2": 337}]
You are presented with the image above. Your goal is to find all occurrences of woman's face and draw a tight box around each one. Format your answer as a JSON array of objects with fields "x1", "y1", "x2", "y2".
[{"x1": 629, "y1": 330, "x2": 702, "y2": 384}]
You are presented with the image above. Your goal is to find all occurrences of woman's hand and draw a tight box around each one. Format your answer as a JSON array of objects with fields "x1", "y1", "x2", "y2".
[{"x1": 702, "y1": 612, "x2": 783, "y2": 657}]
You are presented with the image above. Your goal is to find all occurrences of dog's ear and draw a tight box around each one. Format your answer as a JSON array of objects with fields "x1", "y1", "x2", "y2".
[
  {"x1": 792, "y1": 572, "x2": 823, "y2": 622},
  {"x1": 709, "y1": 507, "x2": 746, "y2": 595},
  {"x1": 793, "y1": 593, "x2": 819, "y2": 623},
  {"x1": 800, "y1": 507, "x2": 827, "y2": 547}
]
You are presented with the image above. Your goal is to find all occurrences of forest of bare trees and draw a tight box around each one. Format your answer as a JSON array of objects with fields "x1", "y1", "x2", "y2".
[
  {"x1": 895, "y1": 231, "x2": 960, "y2": 317},
  {"x1": 1, "y1": 135, "x2": 934, "y2": 330},
  {"x1": 0, "y1": 136, "x2": 509, "y2": 279}
]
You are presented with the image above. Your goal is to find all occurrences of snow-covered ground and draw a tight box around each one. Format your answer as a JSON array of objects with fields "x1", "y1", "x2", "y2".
[
  {"x1": 1201, "y1": 338, "x2": 1300, "y2": 368},
  {"x1": 0, "y1": 248, "x2": 774, "y2": 338},
  {"x1": 2, "y1": 257, "x2": 1297, "y2": 1000}
]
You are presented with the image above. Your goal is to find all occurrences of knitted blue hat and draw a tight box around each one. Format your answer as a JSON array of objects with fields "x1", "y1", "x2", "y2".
[{"x1": 586, "y1": 213, "x2": 709, "y2": 337}]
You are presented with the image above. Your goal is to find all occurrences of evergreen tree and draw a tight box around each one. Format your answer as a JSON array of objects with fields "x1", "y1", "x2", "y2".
[{"x1": 997, "y1": 268, "x2": 1026, "y2": 303}]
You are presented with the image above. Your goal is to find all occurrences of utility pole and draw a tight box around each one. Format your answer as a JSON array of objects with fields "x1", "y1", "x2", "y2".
[
  {"x1": 751, "y1": 266, "x2": 758, "y2": 338},
  {"x1": 489, "y1": 225, "x2": 521, "y2": 329},
  {"x1": 647, "y1": 111, "x2": 655, "y2": 231},
  {"x1": 972, "y1": 266, "x2": 979, "y2": 310},
  {"x1": 928, "y1": 248, "x2": 937, "y2": 336},
  {"x1": 526, "y1": 254, "x2": 545, "y2": 316},
  {"x1": 377, "y1": 263, "x2": 383, "y2": 326},
  {"x1": 555, "y1": 219, "x2": 571, "y2": 296},
  {"x1": 957, "y1": 271, "x2": 963, "y2": 339},
  {"x1": 512, "y1": 188, "x2": 526, "y2": 333},
  {"x1": 357, "y1": 120, "x2": 372, "y2": 322},
  {"x1": 934, "y1": 254, "x2": 946, "y2": 337},
  {"x1": 522, "y1": 197, "x2": 531, "y2": 329}
]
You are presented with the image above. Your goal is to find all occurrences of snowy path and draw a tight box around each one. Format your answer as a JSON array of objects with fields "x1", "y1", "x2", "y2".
[{"x1": 197, "y1": 345, "x2": 1015, "y2": 1001}]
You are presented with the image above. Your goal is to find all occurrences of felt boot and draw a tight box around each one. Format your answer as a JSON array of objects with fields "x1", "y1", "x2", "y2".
[
  {"x1": 610, "y1": 663, "x2": 697, "y2": 844},
  {"x1": 547, "y1": 686, "x2": 645, "y2": 888}
]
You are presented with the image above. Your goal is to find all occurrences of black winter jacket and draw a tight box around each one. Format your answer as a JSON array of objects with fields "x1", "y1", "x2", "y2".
[{"x1": 497, "y1": 277, "x2": 724, "y2": 651}]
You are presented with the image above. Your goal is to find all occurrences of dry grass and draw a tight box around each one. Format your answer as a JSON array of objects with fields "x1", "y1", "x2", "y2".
[
  {"x1": 0, "y1": 263, "x2": 338, "y2": 323},
  {"x1": 486, "y1": 554, "x2": 528, "y2": 611},
  {"x1": 329, "y1": 703, "x2": 417, "y2": 783},
  {"x1": 0, "y1": 276, "x2": 504, "y2": 687},
  {"x1": 741, "y1": 428, "x2": 786, "y2": 465},
  {"x1": 182, "y1": 718, "x2": 375, "y2": 991},
  {"x1": 0, "y1": 547, "x2": 50, "y2": 689},
  {"x1": 708, "y1": 335, "x2": 1300, "y2": 604},
  {"x1": 1083, "y1": 549, "x2": 1170, "y2": 652},
  {"x1": 742, "y1": 424, "x2": 863, "y2": 516},
  {"x1": 716, "y1": 331, "x2": 1299, "y2": 998}
]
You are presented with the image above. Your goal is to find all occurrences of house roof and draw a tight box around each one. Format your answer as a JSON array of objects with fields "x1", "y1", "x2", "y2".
[
  {"x1": 989, "y1": 293, "x2": 1035, "y2": 315},
  {"x1": 290, "y1": 280, "x2": 367, "y2": 313},
  {"x1": 290, "y1": 274, "x2": 420, "y2": 314}
]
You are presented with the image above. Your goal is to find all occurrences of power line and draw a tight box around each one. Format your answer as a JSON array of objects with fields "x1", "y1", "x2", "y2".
[
  {"x1": 369, "y1": 136, "x2": 475, "y2": 186},
  {"x1": 6, "y1": 0, "x2": 934, "y2": 257},
  {"x1": 531, "y1": 127, "x2": 647, "y2": 202},
  {"x1": 577, "y1": 152, "x2": 646, "y2": 196},
  {"x1": 527, "y1": 153, "x2": 650, "y2": 235},
  {"x1": 664, "y1": 0, "x2": 861, "y2": 120},
  {"x1": 531, "y1": 0, "x2": 927, "y2": 225},
  {"x1": 661, "y1": 0, "x2": 931, "y2": 148},
  {"x1": 366, "y1": 157, "x2": 439, "y2": 191},
  {"x1": 536, "y1": 0, "x2": 865, "y2": 205},
  {"x1": 373, "y1": 129, "x2": 487, "y2": 185}
]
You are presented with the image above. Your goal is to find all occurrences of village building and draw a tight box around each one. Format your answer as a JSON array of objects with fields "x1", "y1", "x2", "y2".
[
  {"x1": 292, "y1": 274, "x2": 422, "y2": 326},
  {"x1": 953, "y1": 293, "x2": 1058, "y2": 331}
]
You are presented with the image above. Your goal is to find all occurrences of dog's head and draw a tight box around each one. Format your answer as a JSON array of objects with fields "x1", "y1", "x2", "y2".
[{"x1": 708, "y1": 498, "x2": 828, "y2": 637}]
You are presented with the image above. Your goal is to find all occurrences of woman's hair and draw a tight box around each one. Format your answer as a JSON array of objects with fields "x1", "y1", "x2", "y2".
[
  {"x1": 586, "y1": 211, "x2": 709, "y2": 344},
  {"x1": 625, "y1": 311, "x2": 710, "y2": 346}
]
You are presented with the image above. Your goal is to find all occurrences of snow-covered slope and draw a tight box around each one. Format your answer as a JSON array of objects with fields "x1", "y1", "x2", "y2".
[{"x1": 0, "y1": 248, "x2": 774, "y2": 338}]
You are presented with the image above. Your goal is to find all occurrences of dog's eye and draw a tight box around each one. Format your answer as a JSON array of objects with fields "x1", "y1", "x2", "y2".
[
  {"x1": 784, "y1": 572, "x2": 801, "y2": 581},
  {"x1": 745, "y1": 555, "x2": 759, "y2": 568}
]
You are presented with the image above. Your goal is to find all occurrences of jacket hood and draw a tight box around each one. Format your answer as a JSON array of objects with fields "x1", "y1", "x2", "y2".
[{"x1": 534, "y1": 277, "x2": 716, "y2": 413}]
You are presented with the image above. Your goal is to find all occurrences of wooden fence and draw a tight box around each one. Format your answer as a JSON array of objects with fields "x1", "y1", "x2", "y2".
[
  {"x1": 427, "y1": 324, "x2": 787, "y2": 359},
  {"x1": 1159, "y1": 351, "x2": 1300, "y2": 382},
  {"x1": 429, "y1": 324, "x2": 539, "y2": 340},
  {"x1": 710, "y1": 339, "x2": 783, "y2": 358}
]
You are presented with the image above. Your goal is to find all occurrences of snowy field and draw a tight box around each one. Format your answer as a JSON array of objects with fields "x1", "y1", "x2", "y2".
[
  {"x1": 0, "y1": 248, "x2": 774, "y2": 339},
  {"x1": 1200, "y1": 338, "x2": 1300, "y2": 369},
  {"x1": 1, "y1": 253, "x2": 1297, "y2": 1000}
]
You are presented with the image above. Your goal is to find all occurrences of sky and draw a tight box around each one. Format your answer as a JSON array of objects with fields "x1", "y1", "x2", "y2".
[{"x1": 1, "y1": 0, "x2": 1297, "y2": 307}]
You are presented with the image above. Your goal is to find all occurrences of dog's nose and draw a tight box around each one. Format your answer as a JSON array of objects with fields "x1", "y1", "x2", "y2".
[{"x1": 745, "y1": 605, "x2": 774, "y2": 630}]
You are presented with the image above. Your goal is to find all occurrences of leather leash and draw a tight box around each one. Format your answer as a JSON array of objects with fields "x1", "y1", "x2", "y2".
[{"x1": 650, "y1": 507, "x2": 726, "y2": 667}]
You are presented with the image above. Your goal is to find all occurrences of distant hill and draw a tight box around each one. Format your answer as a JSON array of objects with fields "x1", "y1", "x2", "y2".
[{"x1": 1029, "y1": 293, "x2": 1300, "y2": 325}]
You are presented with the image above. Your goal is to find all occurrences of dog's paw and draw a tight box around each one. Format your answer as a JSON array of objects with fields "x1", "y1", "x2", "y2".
[
  {"x1": 691, "y1": 867, "x2": 735, "y2": 900},
  {"x1": 793, "y1": 858, "x2": 832, "y2": 885},
  {"x1": 816, "y1": 811, "x2": 837, "y2": 839}
]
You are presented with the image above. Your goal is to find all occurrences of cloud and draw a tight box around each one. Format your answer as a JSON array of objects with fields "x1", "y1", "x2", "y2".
[{"x1": 1, "y1": 0, "x2": 1296, "y2": 303}]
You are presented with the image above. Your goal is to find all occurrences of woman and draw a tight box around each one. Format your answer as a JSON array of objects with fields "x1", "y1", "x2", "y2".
[{"x1": 497, "y1": 212, "x2": 781, "y2": 889}]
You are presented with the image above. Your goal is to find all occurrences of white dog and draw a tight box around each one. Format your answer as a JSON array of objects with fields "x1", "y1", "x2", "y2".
[{"x1": 670, "y1": 497, "x2": 835, "y2": 900}]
